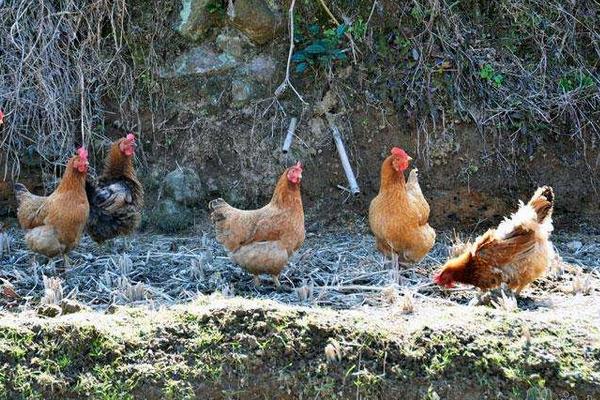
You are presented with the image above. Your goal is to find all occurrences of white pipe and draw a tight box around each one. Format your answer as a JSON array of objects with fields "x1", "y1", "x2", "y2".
[
  {"x1": 331, "y1": 125, "x2": 360, "y2": 195},
  {"x1": 282, "y1": 117, "x2": 297, "y2": 153}
]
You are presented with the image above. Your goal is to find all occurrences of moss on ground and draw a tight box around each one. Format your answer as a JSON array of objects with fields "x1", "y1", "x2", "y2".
[{"x1": 0, "y1": 297, "x2": 598, "y2": 399}]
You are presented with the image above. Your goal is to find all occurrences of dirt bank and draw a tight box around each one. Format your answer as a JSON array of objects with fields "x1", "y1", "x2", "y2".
[
  {"x1": 0, "y1": 297, "x2": 598, "y2": 399},
  {"x1": 1, "y1": 0, "x2": 599, "y2": 231}
]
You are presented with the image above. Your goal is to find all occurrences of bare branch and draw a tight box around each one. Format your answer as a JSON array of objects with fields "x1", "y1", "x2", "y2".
[{"x1": 274, "y1": 0, "x2": 307, "y2": 104}]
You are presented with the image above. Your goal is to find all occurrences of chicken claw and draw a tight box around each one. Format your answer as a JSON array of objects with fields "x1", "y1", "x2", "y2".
[{"x1": 272, "y1": 275, "x2": 281, "y2": 289}]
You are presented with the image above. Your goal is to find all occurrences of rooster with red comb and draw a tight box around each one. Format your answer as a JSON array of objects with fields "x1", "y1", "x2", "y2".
[{"x1": 85, "y1": 133, "x2": 144, "y2": 245}]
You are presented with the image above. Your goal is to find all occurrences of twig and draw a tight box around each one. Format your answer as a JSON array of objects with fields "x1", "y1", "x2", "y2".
[
  {"x1": 79, "y1": 66, "x2": 86, "y2": 147},
  {"x1": 282, "y1": 117, "x2": 297, "y2": 153},
  {"x1": 365, "y1": 0, "x2": 378, "y2": 28},
  {"x1": 331, "y1": 124, "x2": 360, "y2": 194},
  {"x1": 274, "y1": 0, "x2": 307, "y2": 104},
  {"x1": 316, "y1": 0, "x2": 339, "y2": 25}
]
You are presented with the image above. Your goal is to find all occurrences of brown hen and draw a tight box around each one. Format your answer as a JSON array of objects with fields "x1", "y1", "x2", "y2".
[
  {"x1": 15, "y1": 148, "x2": 90, "y2": 265},
  {"x1": 209, "y1": 163, "x2": 305, "y2": 287},
  {"x1": 434, "y1": 186, "x2": 555, "y2": 294},
  {"x1": 369, "y1": 147, "x2": 436, "y2": 264}
]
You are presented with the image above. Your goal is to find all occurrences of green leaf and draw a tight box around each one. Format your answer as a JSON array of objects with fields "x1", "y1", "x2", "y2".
[
  {"x1": 324, "y1": 28, "x2": 336, "y2": 39},
  {"x1": 336, "y1": 24, "x2": 347, "y2": 38},
  {"x1": 295, "y1": 62, "x2": 308, "y2": 73},
  {"x1": 291, "y1": 52, "x2": 306, "y2": 62},
  {"x1": 479, "y1": 64, "x2": 494, "y2": 80},
  {"x1": 304, "y1": 43, "x2": 327, "y2": 54},
  {"x1": 492, "y1": 74, "x2": 504, "y2": 87},
  {"x1": 318, "y1": 54, "x2": 334, "y2": 64},
  {"x1": 308, "y1": 24, "x2": 320, "y2": 35},
  {"x1": 334, "y1": 50, "x2": 348, "y2": 61}
]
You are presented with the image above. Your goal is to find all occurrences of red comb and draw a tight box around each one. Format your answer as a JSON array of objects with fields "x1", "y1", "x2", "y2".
[
  {"x1": 77, "y1": 147, "x2": 88, "y2": 160},
  {"x1": 0, "y1": 109, "x2": 4, "y2": 123},
  {"x1": 126, "y1": 133, "x2": 135, "y2": 141},
  {"x1": 391, "y1": 147, "x2": 407, "y2": 157}
]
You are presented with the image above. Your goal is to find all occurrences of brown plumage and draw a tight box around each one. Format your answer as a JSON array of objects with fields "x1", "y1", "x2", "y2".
[
  {"x1": 369, "y1": 147, "x2": 436, "y2": 263},
  {"x1": 85, "y1": 134, "x2": 144, "y2": 243},
  {"x1": 209, "y1": 163, "x2": 305, "y2": 286},
  {"x1": 434, "y1": 186, "x2": 555, "y2": 293},
  {"x1": 15, "y1": 148, "x2": 90, "y2": 259}
]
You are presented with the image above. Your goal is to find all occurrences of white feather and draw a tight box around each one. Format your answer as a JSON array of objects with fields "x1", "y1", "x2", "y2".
[{"x1": 496, "y1": 199, "x2": 554, "y2": 241}]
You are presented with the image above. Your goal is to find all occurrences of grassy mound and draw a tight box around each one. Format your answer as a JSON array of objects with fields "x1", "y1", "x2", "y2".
[{"x1": 0, "y1": 297, "x2": 598, "y2": 399}]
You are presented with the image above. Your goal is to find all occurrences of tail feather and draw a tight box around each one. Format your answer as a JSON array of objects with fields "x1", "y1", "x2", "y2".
[
  {"x1": 528, "y1": 186, "x2": 554, "y2": 223},
  {"x1": 209, "y1": 198, "x2": 230, "y2": 223},
  {"x1": 208, "y1": 198, "x2": 228, "y2": 211}
]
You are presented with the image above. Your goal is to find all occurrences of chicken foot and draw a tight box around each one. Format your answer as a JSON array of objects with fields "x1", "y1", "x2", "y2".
[{"x1": 253, "y1": 274, "x2": 282, "y2": 289}]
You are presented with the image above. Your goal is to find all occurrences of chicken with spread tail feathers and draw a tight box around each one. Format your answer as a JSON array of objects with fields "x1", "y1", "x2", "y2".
[
  {"x1": 85, "y1": 133, "x2": 144, "y2": 244},
  {"x1": 434, "y1": 186, "x2": 555, "y2": 294},
  {"x1": 14, "y1": 147, "x2": 90, "y2": 266},
  {"x1": 209, "y1": 162, "x2": 305, "y2": 288},
  {"x1": 369, "y1": 147, "x2": 436, "y2": 264}
]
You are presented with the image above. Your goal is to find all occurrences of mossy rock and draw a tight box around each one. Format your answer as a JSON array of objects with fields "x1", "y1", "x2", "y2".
[{"x1": 147, "y1": 199, "x2": 194, "y2": 232}]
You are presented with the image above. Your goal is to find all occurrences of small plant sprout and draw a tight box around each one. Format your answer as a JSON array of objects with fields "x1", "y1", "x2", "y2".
[
  {"x1": 128, "y1": 282, "x2": 146, "y2": 302},
  {"x1": 558, "y1": 72, "x2": 595, "y2": 92},
  {"x1": 521, "y1": 325, "x2": 531, "y2": 346},
  {"x1": 571, "y1": 269, "x2": 592, "y2": 295},
  {"x1": 190, "y1": 256, "x2": 206, "y2": 281},
  {"x1": 490, "y1": 285, "x2": 519, "y2": 312},
  {"x1": 220, "y1": 283, "x2": 235, "y2": 298},
  {"x1": 324, "y1": 339, "x2": 342, "y2": 363},
  {"x1": 0, "y1": 229, "x2": 11, "y2": 257},
  {"x1": 401, "y1": 291, "x2": 415, "y2": 314},
  {"x1": 117, "y1": 277, "x2": 146, "y2": 302},
  {"x1": 547, "y1": 250, "x2": 565, "y2": 278},
  {"x1": 114, "y1": 254, "x2": 133, "y2": 276},
  {"x1": 380, "y1": 285, "x2": 399, "y2": 305},
  {"x1": 479, "y1": 64, "x2": 504, "y2": 87},
  {"x1": 349, "y1": 17, "x2": 367, "y2": 40},
  {"x1": 295, "y1": 281, "x2": 313, "y2": 302},
  {"x1": 525, "y1": 386, "x2": 553, "y2": 400},
  {"x1": 41, "y1": 276, "x2": 64, "y2": 305}
]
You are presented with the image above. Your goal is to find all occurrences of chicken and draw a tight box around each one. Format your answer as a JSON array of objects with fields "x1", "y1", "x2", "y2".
[
  {"x1": 434, "y1": 186, "x2": 555, "y2": 294},
  {"x1": 369, "y1": 147, "x2": 436, "y2": 264},
  {"x1": 209, "y1": 162, "x2": 305, "y2": 287},
  {"x1": 14, "y1": 147, "x2": 90, "y2": 264},
  {"x1": 85, "y1": 133, "x2": 144, "y2": 244}
]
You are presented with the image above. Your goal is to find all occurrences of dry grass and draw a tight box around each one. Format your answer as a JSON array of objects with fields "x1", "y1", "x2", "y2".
[
  {"x1": 0, "y1": 0, "x2": 134, "y2": 182},
  {"x1": 0, "y1": 222, "x2": 598, "y2": 313}
]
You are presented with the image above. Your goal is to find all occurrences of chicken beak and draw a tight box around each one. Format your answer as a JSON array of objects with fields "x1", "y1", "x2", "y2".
[{"x1": 407, "y1": 155, "x2": 413, "y2": 161}]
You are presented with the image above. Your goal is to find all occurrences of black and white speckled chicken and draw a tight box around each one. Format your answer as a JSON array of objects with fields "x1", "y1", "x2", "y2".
[{"x1": 85, "y1": 134, "x2": 144, "y2": 244}]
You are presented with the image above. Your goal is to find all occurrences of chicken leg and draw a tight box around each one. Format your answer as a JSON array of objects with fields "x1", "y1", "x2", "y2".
[{"x1": 272, "y1": 275, "x2": 281, "y2": 288}]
